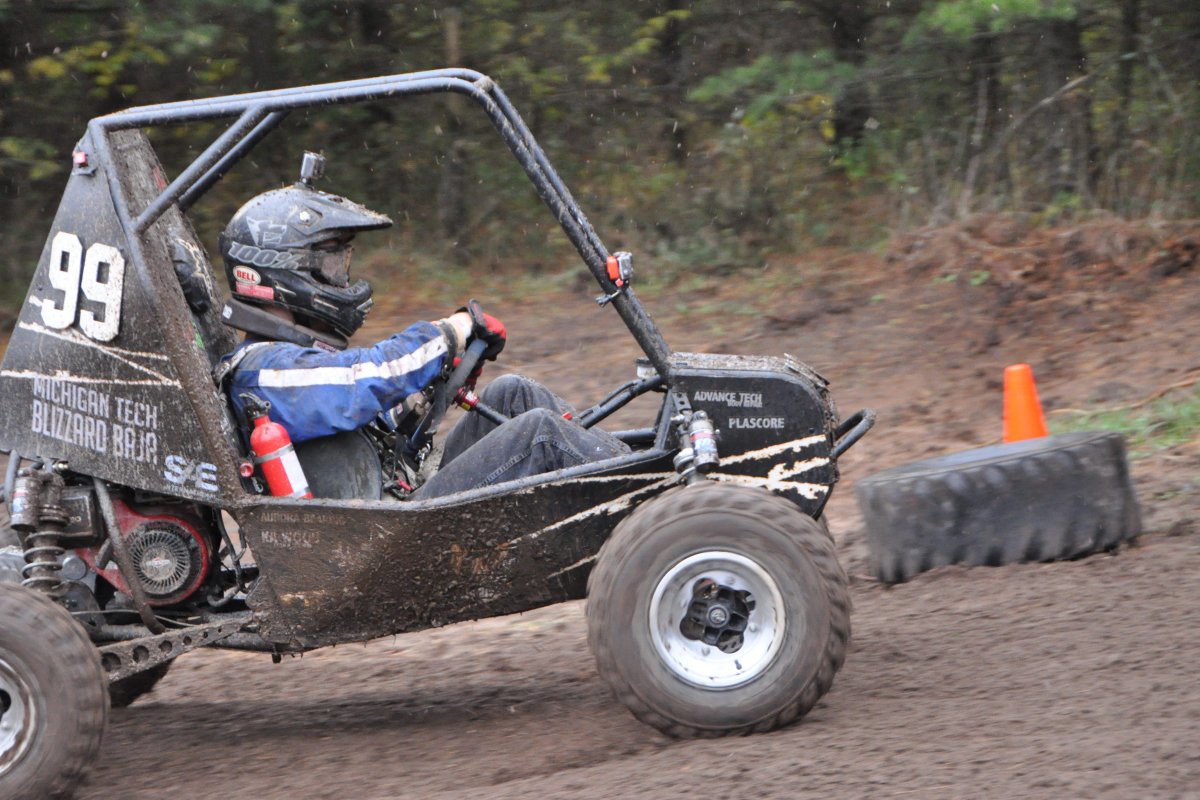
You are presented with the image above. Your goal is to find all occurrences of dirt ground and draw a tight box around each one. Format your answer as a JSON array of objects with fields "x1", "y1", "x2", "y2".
[{"x1": 59, "y1": 215, "x2": 1200, "y2": 798}]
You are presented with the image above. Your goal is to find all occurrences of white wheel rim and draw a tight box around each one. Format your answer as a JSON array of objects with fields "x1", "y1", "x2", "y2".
[
  {"x1": 648, "y1": 550, "x2": 789, "y2": 690},
  {"x1": 0, "y1": 655, "x2": 36, "y2": 778}
]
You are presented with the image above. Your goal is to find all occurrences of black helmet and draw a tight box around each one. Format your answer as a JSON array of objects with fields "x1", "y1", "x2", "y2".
[{"x1": 219, "y1": 153, "x2": 392, "y2": 339}]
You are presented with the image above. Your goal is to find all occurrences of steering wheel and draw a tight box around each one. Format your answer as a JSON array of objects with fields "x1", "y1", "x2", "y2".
[{"x1": 402, "y1": 336, "x2": 490, "y2": 462}]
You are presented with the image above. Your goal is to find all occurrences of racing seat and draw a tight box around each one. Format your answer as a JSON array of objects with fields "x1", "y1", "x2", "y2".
[{"x1": 294, "y1": 431, "x2": 383, "y2": 500}]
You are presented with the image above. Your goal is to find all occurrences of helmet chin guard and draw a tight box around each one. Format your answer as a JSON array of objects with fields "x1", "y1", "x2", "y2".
[{"x1": 219, "y1": 154, "x2": 392, "y2": 339}]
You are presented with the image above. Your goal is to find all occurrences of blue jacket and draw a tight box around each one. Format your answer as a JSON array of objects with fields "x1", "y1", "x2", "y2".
[{"x1": 223, "y1": 322, "x2": 449, "y2": 443}]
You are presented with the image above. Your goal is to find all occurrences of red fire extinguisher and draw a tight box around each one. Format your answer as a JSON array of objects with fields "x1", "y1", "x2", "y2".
[{"x1": 240, "y1": 394, "x2": 312, "y2": 499}]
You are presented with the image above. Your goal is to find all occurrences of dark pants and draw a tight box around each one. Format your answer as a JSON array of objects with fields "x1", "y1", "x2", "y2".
[{"x1": 413, "y1": 375, "x2": 630, "y2": 498}]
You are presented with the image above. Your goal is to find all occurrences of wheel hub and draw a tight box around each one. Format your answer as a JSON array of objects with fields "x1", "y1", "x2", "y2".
[
  {"x1": 648, "y1": 551, "x2": 789, "y2": 690},
  {"x1": 0, "y1": 656, "x2": 36, "y2": 779},
  {"x1": 681, "y1": 580, "x2": 755, "y2": 654}
]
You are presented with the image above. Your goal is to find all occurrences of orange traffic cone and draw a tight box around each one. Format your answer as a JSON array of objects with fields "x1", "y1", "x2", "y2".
[{"x1": 1003, "y1": 364, "x2": 1048, "y2": 442}]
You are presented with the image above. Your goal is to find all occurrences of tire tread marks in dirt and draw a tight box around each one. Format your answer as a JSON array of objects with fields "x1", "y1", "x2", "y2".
[
  {"x1": 586, "y1": 482, "x2": 850, "y2": 738},
  {"x1": 0, "y1": 582, "x2": 109, "y2": 800},
  {"x1": 855, "y1": 431, "x2": 1142, "y2": 584}
]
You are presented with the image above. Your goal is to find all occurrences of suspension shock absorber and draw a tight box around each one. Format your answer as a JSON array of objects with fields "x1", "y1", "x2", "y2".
[
  {"x1": 671, "y1": 406, "x2": 721, "y2": 485},
  {"x1": 10, "y1": 466, "x2": 69, "y2": 597}
]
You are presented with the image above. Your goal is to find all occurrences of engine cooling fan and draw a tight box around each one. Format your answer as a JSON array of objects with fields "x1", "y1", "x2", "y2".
[
  {"x1": 127, "y1": 522, "x2": 204, "y2": 601},
  {"x1": 80, "y1": 500, "x2": 213, "y2": 607}
]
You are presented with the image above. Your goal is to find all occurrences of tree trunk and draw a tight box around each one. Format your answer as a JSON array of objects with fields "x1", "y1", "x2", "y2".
[
  {"x1": 958, "y1": 32, "x2": 1006, "y2": 216},
  {"x1": 652, "y1": 0, "x2": 689, "y2": 164},
  {"x1": 437, "y1": 7, "x2": 469, "y2": 262},
  {"x1": 0, "y1": 3, "x2": 47, "y2": 284},
  {"x1": 1033, "y1": 18, "x2": 1097, "y2": 205},
  {"x1": 356, "y1": 0, "x2": 393, "y2": 43},
  {"x1": 1109, "y1": 0, "x2": 1140, "y2": 211},
  {"x1": 813, "y1": 2, "x2": 872, "y2": 144}
]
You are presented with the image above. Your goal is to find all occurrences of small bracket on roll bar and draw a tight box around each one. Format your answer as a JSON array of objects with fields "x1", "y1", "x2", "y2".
[{"x1": 832, "y1": 408, "x2": 876, "y2": 458}]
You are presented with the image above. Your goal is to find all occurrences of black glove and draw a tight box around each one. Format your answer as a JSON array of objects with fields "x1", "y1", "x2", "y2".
[{"x1": 465, "y1": 299, "x2": 506, "y2": 361}]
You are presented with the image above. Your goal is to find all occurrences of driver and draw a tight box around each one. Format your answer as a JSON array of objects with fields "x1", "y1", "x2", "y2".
[{"x1": 216, "y1": 154, "x2": 629, "y2": 499}]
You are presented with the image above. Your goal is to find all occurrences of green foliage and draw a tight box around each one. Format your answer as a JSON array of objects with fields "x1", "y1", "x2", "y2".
[
  {"x1": 0, "y1": 0, "x2": 1196, "y2": 304},
  {"x1": 27, "y1": 32, "x2": 168, "y2": 102},
  {"x1": 688, "y1": 51, "x2": 852, "y2": 129},
  {"x1": 581, "y1": 9, "x2": 691, "y2": 84},
  {"x1": 930, "y1": 269, "x2": 991, "y2": 287},
  {"x1": 0, "y1": 137, "x2": 58, "y2": 180},
  {"x1": 1037, "y1": 191, "x2": 1086, "y2": 225},
  {"x1": 917, "y1": 0, "x2": 1078, "y2": 37},
  {"x1": 1049, "y1": 387, "x2": 1200, "y2": 458}
]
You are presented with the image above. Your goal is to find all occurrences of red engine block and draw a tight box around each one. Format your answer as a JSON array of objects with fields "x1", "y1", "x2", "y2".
[{"x1": 76, "y1": 499, "x2": 211, "y2": 607}]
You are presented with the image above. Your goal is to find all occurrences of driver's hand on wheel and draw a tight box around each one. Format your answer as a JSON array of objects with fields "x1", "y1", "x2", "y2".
[{"x1": 464, "y1": 299, "x2": 506, "y2": 361}]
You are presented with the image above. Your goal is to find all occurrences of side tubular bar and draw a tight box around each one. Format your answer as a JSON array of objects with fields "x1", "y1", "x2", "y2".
[
  {"x1": 90, "y1": 70, "x2": 673, "y2": 379},
  {"x1": 831, "y1": 408, "x2": 876, "y2": 459}
]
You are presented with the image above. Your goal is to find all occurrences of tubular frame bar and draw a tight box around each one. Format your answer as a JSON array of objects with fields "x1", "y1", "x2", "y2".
[
  {"x1": 89, "y1": 70, "x2": 673, "y2": 378},
  {"x1": 133, "y1": 107, "x2": 269, "y2": 233},
  {"x1": 179, "y1": 111, "x2": 289, "y2": 212}
]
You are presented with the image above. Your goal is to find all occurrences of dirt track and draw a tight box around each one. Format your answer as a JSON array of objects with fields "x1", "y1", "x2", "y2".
[
  {"x1": 62, "y1": 218, "x2": 1200, "y2": 797},
  {"x1": 87, "y1": 536, "x2": 1198, "y2": 799}
]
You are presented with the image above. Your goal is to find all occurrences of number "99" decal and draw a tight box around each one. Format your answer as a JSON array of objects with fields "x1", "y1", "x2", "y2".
[{"x1": 40, "y1": 231, "x2": 126, "y2": 342}]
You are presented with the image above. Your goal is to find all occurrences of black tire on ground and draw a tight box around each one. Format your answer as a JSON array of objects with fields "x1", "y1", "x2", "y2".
[
  {"x1": 1, "y1": 508, "x2": 22, "y2": 582},
  {"x1": 295, "y1": 430, "x2": 383, "y2": 500},
  {"x1": 586, "y1": 482, "x2": 850, "y2": 738},
  {"x1": 0, "y1": 507, "x2": 18, "y2": 549},
  {"x1": 0, "y1": 549, "x2": 23, "y2": 585},
  {"x1": 0, "y1": 582, "x2": 109, "y2": 799},
  {"x1": 109, "y1": 662, "x2": 172, "y2": 709},
  {"x1": 855, "y1": 431, "x2": 1142, "y2": 584}
]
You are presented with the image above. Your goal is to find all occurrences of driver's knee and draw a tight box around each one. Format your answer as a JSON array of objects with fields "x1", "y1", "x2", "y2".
[
  {"x1": 509, "y1": 407, "x2": 629, "y2": 461},
  {"x1": 478, "y1": 373, "x2": 528, "y2": 404},
  {"x1": 480, "y1": 374, "x2": 571, "y2": 417}
]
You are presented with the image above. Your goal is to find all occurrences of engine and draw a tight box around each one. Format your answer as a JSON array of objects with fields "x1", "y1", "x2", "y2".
[{"x1": 79, "y1": 499, "x2": 213, "y2": 606}]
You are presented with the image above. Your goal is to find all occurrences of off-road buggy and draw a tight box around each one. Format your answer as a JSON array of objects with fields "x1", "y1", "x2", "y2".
[{"x1": 0, "y1": 70, "x2": 873, "y2": 798}]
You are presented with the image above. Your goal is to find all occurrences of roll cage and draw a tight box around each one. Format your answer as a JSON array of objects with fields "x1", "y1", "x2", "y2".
[
  {"x1": 92, "y1": 68, "x2": 674, "y2": 380},
  {"x1": 0, "y1": 68, "x2": 865, "y2": 641}
]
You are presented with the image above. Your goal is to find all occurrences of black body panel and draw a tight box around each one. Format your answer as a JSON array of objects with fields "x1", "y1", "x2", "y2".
[
  {"x1": 672, "y1": 352, "x2": 840, "y2": 516},
  {"x1": 0, "y1": 131, "x2": 241, "y2": 502},
  {"x1": 240, "y1": 452, "x2": 676, "y2": 647}
]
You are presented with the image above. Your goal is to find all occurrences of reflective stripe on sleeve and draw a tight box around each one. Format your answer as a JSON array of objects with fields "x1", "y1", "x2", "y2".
[{"x1": 255, "y1": 337, "x2": 447, "y2": 389}]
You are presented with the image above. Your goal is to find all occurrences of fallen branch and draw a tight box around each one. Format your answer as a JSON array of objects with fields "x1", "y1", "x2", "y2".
[
  {"x1": 981, "y1": 72, "x2": 1098, "y2": 176},
  {"x1": 1049, "y1": 370, "x2": 1200, "y2": 417}
]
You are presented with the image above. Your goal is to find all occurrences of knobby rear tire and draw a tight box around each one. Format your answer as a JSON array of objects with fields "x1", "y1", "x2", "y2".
[{"x1": 0, "y1": 582, "x2": 109, "y2": 800}]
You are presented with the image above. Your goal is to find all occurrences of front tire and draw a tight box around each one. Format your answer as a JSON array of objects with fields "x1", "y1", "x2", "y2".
[
  {"x1": 586, "y1": 483, "x2": 850, "y2": 738},
  {"x1": 0, "y1": 583, "x2": 109, "y2": 799}
]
